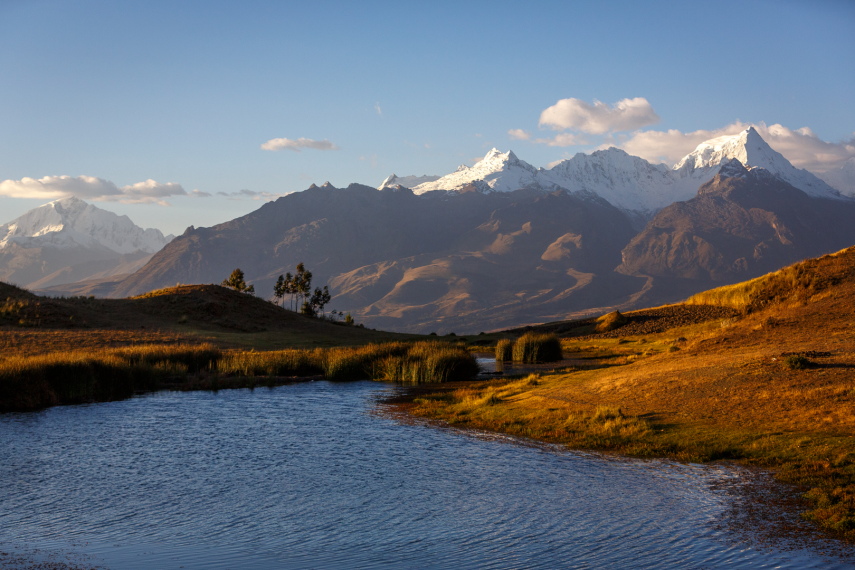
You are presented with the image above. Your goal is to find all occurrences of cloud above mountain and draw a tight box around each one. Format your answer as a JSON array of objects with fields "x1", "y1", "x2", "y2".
[
  {"x1": 615, "y1": 122, "x2": 855, "y2": 172},
  {"x1": 539, "y1": 97, "x2": 660, "y2": 135},
  {"x1": 260, "y1": 137, "x2": 339, "y2": 152},
  {"x1": 0, "y1": 175, "x2": 186, "y2": 204}
]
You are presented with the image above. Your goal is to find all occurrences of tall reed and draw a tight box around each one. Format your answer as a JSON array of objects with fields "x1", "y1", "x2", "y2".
[
  {"x1": 512, "y1": 333, "x2": 563, "y2": 363},
  {"x1": 495, "y1": 339, "x2": 513, "y2": 362}
]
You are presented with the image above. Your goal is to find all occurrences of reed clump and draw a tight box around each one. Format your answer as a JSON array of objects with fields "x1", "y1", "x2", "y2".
[
  {"x1": 218, "y1": 349, "x2": 323, "y2": 377},
  {"x1": 373, "y1": 342, "x2": 479, "y2": 384},
  {"x1": 495, "y1": 338, "x2": 513, "y2": 362},
  {"x1": 511, "y1": 333, "x2": 563, "y2": 363},
  {"x1": 0, "y1": 340, "x2": 481, "y2": 411}
]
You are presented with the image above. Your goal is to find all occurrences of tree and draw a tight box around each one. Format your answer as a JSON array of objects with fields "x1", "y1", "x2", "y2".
[
  {"x1": 294, "y1": 263, "x2": 312, "y2": 310},
  {"x1": 273, "y1": 274, "x2": 289, "y2": 308},
  {"x1": 306, "y1": 285, "x2": 331, "y2": 317},
  {"x1": 222, "y1": 268, "x2": 255, "y2": 294}
]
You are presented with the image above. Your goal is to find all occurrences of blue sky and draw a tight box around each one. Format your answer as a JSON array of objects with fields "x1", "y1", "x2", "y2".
[{"x1": 1, "y1": 0, "x2": 853, "y2": 234}]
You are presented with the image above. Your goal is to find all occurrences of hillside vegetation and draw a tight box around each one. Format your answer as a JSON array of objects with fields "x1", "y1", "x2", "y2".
[
  {"x1": 402, "y1": 245, "x2": 855, "y2": 541},
  {"x1": 0, "y1": 283, "x2": 420, "y2": 352}
]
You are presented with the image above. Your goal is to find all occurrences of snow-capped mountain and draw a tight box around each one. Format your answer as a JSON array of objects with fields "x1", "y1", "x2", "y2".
[
  {"x1": 378, "y1": 173, "x2": 440, "y2": 190},
  {"x1": 0, "y1": 197, "x2": 173, "y2": 254},
  {"x1": 411, "y1": 149, "x2": 542, "y2": 194},
  {"x1": 816, "y1": 157, "x2": 855, "y2": 197},
  {"x1": 541, "y1": 148, "x2": 700, "y2": 213},
  {"x1": 0, "y1": 197, "x2": 175, "y2": 291},
  {"x1": 673, "y1": 126, "x2": 842, "y2": 199},
  {"x1": 384, "y1": 128, "x2": 845, "y2": 217}
]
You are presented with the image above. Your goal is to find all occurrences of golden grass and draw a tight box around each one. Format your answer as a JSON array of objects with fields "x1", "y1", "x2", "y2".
[
  {"x1": 0, "y1": 340, "x2": 480, "y2": 411},
  {"x1": 400, "y1": 256, "x2": 855, "y2": 541}
]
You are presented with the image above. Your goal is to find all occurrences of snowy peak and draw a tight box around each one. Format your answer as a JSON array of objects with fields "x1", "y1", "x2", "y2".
[
  {"x1": 378, "y1": 173, "x2": 440, "y2": 190},
  {"x1": 0, "y1": 197, "x2": 173, "y2": 254},
  {"x1": 542, "y1": 147, "x2": 695, "y2": 213},
  {"x1": 673, "y1": 127, "x2": 783, "y2": 171},
  {"x1": 673, "y1": 127, "x2": 842, "y2": 199},
  {"x1": 411, "y1": 148, "x2": 539, "y2": 194}
]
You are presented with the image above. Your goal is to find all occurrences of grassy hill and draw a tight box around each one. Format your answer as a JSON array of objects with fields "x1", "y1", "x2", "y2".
[
  {"x1": 0, "y1": 283, "x2": 422, "y2": 355},
  {"x1": 402, "y1": 245, "x2": 855, "y2": 542}
]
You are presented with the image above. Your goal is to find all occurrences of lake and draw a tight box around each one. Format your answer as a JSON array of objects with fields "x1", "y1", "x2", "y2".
[{"x1": 1, "y1": 381, "x2": 851, "y2": 569}]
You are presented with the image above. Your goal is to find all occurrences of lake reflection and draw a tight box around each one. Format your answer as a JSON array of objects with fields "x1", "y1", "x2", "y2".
[{"x1": 0, "y1": 381, "x2": 851, "y2": 569}]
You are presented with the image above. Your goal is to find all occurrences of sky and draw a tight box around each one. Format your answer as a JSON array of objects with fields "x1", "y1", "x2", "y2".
[{"x1": 1, "y1": 0, "x2": 853, "y2": 235}]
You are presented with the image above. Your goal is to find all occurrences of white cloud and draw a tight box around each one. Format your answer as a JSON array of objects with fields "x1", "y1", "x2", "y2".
[
  {"x1": 539, "y1": 97, "x2": 660, "y2": 134},
  {"x1": 534, "y1": 133, "x2": 588, "y2": 147},
  {"x1": 616, "y1": 121, "x2": 855, "y2": 172},
  {"x1": 0, "y1": 175, "x2": 186, "y2": 204},
  {"x1": 374, "y1": 102, "x2": 383, "y2": 117},
  {"x1": 260, "y1": 137, "x2": 339, "y2": 152},
  {"x1": 507, "y1": 128, "x2": 531, "y2": 141}
]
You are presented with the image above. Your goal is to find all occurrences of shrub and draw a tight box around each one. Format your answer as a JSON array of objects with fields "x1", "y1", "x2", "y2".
[
  {"x1": 512, "y1": 333, "x2": 563, "y2": 363},
  {"x1": 784, "y1": 354, "x2": 812, "y2": 370},
  {"x1": 374, "y1": 342, "x2": 479, "y2": 384},
  {"x1": 495, "y1": 339, "x2": 513, "y2": 362}
]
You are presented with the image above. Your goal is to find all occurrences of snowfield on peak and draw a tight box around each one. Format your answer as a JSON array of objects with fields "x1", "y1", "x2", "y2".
[
  {"x1": 673, "y1": 127, "x2": 842, "y2": 199},
  {"x1": 411, "y1": 149, "x2": 542, "y2": 194},
  {"x1": 0, "y1": 197, "x2": 173, "y2": 254},
  {"x1": 374, "y1": 128, "x2": 847, "y2": 218},
  {"x1": 378, "y1": 173, "x2": 440, "y2": 190}
]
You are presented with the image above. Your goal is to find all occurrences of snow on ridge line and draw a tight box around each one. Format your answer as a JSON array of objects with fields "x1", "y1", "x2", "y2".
[
  {"x1": 390, "y1": 128, "x2": 844, "y2": 211},
  {"x1": 0, "y1": 196, "x2": 174, "y2": 254}
]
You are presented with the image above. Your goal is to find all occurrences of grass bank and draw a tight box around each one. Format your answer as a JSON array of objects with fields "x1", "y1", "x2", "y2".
[
  {"x1": 402, "y1": 308, "x2": 855, "y2": 542},
  {"x1": 0, "y1": 341, "x2": 478, "y2": 412}
]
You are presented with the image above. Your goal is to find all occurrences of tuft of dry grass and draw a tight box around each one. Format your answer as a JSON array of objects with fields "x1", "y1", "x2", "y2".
[{"x1": 511, "y1": 333, "x2": 562, "y2": 363}]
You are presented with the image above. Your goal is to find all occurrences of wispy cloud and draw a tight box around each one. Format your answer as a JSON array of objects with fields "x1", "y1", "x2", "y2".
[
  {"x1": 534, "y1": 133, "x2": 588, "y2": 147},
  {"x1": 260, "y1": 137, "x2": 339, "y2": 152},
  {"x1": 374, "y1": 102, "x2": 383, "y2": 117},
  {"x1": 215, "y1": 189, "x2": 282, "y2": 201},
  {"x1": 0, "y1": 175, "x2": 186, "y2": 204},
  {"x1": 539, "y1": 97, "x2": 659, "y2": 134},
  {"x1": 615, "y1": 121, "x2": 855, "y2": 172},
  {"x1": 507, "y1": 128, "x2": 531, "y2": 141}
]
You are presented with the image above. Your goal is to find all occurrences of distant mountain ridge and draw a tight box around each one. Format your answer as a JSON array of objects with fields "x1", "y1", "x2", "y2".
[
  {"x1": 0, "y1": 197, "x2": 172, "y2": 254},
  {"x1": 0, "y1": 197, "x2": 174, "y2": 289},
  {"x1": 20, "y1": 129, "x2": 855, "y2": 334},
  {"x1": 385, "y1": 127, "x2": 844, "y2": 216}
]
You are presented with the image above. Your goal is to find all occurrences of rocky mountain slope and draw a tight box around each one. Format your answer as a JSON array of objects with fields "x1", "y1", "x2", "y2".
[
  {"x1": 28, "y1": 129, "x2": 855, "y2": 334},
  {"x1": 619, "y1": 159, "x2": 855, "y2": 284},
  {"x1": 0, "y1": 197, "x2": 173, "y2": 289}
]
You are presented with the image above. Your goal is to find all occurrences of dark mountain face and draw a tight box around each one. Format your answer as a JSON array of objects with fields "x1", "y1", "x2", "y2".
[
  {"x1": 90, "y1": 162, "x2": 855, "y2": 334},
  {"x1": 618, "y1": 161, "x2": 855, "y2": 283},
  {"x1": 109, "y1": 184, "x2": 643, "y2": 332}
]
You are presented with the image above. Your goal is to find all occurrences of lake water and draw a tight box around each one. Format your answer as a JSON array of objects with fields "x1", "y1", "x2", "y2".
[{"x1": 1, "y1": 381, "x2": 852, "y2": 569}]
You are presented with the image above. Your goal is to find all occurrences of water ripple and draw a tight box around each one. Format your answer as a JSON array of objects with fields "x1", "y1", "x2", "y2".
[{"x1": 0, "y1": 381, "x2": 852, "y2": 569}]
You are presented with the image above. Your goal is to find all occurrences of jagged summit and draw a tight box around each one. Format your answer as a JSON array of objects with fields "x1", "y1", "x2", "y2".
[
  {"x1": 673, "y1": 127, "x2": 842, "y2": 199},
  {"x1": 378, "y1": 173, "x2": 440, "y2": 190},
  {"x1": 0, "y1": 197, "x2": 173, "y2": 254},
  {"x1": 673, "y1": 127, "x2": 770, "y2": 171},
  {"x1": 411, "y1": 147, "x2": 539, "y2": 195},
  {"x1": 379, "y1": 128, "x2": 844, "y2": 216}
]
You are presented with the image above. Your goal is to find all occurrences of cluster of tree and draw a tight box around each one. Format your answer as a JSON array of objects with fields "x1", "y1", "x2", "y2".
[
  {"x1": 273, "y1": 263, "x2": 331, "y2": 317},
  {"x1": 221, "y1": 268, "x2": 255, "y2": 294},
  {"x1": 222, "y1": 264, "x2": 338, "y2": 319}
]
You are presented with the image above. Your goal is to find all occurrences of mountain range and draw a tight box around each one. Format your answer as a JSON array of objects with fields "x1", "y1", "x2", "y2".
[
  {"x1": 9, "y1": 128, "x2": 855, "y2": 333},
  {"x1": 0, "y1": 197, "x2": 173, "y2": 290}
]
